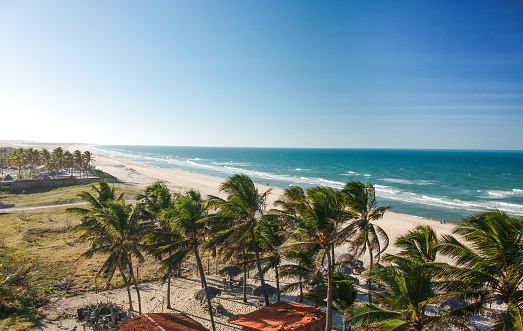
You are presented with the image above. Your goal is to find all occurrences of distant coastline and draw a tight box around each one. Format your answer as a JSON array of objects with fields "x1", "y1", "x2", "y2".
[
  {"x1": 2, "y1": 140, "x2": 522, "y2": 221},
  {"x1": 90, "y1": 144, "x2": 523, "y2": 221}
]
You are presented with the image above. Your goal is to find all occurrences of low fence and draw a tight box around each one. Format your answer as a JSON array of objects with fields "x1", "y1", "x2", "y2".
[{"x1": 0, "y1": 177, "x2": 117, "y2": 191}]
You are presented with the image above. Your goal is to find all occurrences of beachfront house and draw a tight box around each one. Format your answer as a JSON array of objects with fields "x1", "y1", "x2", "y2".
[
  {"x1": 229, "y1": 301, "x2": 326, "y2": 331},
  {"x1": 117, "y1": 313, "x2": 209, "y2": 331}
]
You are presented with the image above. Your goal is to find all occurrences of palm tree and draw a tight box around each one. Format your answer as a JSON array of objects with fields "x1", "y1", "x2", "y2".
[
  {"x1": 394, "y1": 225, "x2": 440, "y2": 264},
  {"x1": 66, "y1": 182, "x2": 134, "y2": 308},
  {"x1": 137, "y1": 182, "x2": 177, "y2": 309},
  {"x1": 304, "y1": 271, "x2": 357, "y2": 312},
  {"x1": 207, "y1": 174, "x2": 272, "y2": 306},
  {"x1": 437, "y1": 210, "x2": 523, "y2": 330},
  {"x1": 137, "y1": 182, "x2": 175, "y2": 219},
  {"x1": 155, "y1": 190, "x2": 216, "y2": 331},
  {"x1": 343, "y1": 181, "x2": 391, "y2": 302},
  {"x1": 63, "y1": 151, "x2": 74, "y2": 176},
  {"x1": 52, "y1": 147, "x2": 64, "y2": 177},
  {"x1": 284, "y1": 186, "x2": 352, "y2": 331},
  {"x1": 255, "y1": 216, "x2": 286, "y2": 301},
  {"x1": 279, "y1": 246, "x2": 316, "y2": 303},
  {"x1": 76, "y1": 200, "x2": 149, "y2": 313},
  {"x1": 73, "y1": 150, "x2": 84, "y2": 178},
  {"x1": 9, "y1": 148, "x2": 26, "y2": 174},
  {"x1": 345, "y1": 225, "x2": 463, "y2": 331},
  {"x1": 67, "y1": 181, "x2": 123, "y2": 216},
  {"x1": 40, "y1": 148, "x2": 50, "y2": 163},
  {"x1": 83, "y1": 151, "x2": 92, "y2": 176}
]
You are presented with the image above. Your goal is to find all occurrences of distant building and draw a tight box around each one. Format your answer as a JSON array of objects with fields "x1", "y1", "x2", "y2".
[
  {"x1": 229, "y1": 301, "x2": 326, "y2": 331},
  {"x1": 117, "y1": 313, "x2": 209, "y2": 331}
]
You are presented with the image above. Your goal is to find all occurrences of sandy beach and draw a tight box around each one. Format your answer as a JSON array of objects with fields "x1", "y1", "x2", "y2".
[{"x1": 1, "y1": 141, "x2": 458, "y2": 330}]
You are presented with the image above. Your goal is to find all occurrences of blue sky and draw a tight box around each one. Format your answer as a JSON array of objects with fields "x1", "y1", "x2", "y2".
[{"x1": 0, "y1": 1, "x2": 522, "y2": 149}]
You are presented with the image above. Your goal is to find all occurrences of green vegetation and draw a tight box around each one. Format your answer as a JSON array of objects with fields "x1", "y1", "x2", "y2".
[
  {"x1": 0, "y1": 147, "x2": 94, "y2": 180},
  {"x1": 91, "y1": 168, "x2": 116, "y2": 179},
  {"x1": 0, "y1": 183, "x2": 149, "y2": 329},
  {"x1": 0, "y1": 176, "x2": 521, "y2": 330}
]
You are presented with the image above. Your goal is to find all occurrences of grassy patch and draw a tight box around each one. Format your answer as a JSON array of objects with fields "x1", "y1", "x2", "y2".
[
  {"x1": 92, "y1": 168, "x2": 116, "y2": 179},
  {"x1": 0, "y1": 310, "x2": 45, "y2": 331},
  {"x1": 0, "y1": 183, "x2": 158, "y2": 325},
  {"x1": 0, "y1": 183, "x2": 142, "y2": 209}
]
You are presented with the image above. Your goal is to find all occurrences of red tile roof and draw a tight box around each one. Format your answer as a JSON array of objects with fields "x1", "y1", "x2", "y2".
[
  {"x1": 229, "y1": 301, "x2": 326, "y2": 331},
  {"x1": 117, "y1": 313, "x2": 209, "y2": 331}
]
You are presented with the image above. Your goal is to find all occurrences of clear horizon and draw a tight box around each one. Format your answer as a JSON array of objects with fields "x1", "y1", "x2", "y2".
[{"x1": 1, "y1": 1, "x2": 522, "y2": 150}]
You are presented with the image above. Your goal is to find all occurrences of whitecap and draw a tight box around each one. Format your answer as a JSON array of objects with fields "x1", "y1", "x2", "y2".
[
  {"x1": 374, "y1": 185, "x2": 523, "y2": 217},
  {"x1": 485, "y1": 189, "x2": 523, "y2": 199},
  {"x1": 381, "y1": 178, "x2": 434, "y2": 186}
]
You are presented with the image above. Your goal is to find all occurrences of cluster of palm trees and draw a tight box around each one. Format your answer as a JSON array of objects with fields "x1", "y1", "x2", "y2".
[
  {"x1": 67, "y1": 175, "x2": 523, "y2": 331},
  {"x1": 0, "y1": 147, "x2": 92, "y2": 178},
  {"x1": 347, "y1": 211, "x2": 523, "y2": 330}
]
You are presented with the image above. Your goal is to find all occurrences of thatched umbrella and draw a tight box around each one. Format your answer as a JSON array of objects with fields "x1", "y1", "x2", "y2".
[
  {"x1": 195, "y1": 286, "x2": 221, "y2": 302},
  {"x1": 219, "y1": 266, "x2": 242, "y2": 279},
  {"x1": 252, "y1": 284, "x2": 278, "y2": 297}
]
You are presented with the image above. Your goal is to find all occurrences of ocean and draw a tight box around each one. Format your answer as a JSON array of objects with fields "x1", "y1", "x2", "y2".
[{"x1": 91, "y1": 146, "x2": 523, "y2": 222}]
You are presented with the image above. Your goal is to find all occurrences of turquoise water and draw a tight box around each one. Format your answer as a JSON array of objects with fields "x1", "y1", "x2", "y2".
[{"x1": 92, "y1": 146, "x2": 523, "y2": 221}]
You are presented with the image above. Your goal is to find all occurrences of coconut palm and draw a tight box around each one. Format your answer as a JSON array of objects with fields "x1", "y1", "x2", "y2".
[
  {"x1": 137, "y1": 182, "x2": 175, "y2": 219},
  {"x1": 285, "y1": 186, "x2": 352, "y2": 331},
  {"x1": 41, "y1": 148, "x2": 50, "y2": 163},
  {"x1": 394, "y1": 225, "x2": 440, "y2": 264},
  {"x1": 137, "y1": 182, "x2": 178, "y2": 309},
  {"x1": 342, "y1": 181, "x2": 391, "y2": 302},
  {"x1": 437, "y1": 210, "x2": 523, "y2": 330},
  {"x1": 346, "y1": 225, "x2": 464, "y2": 331},
  {"x1": 207, "y1": 174, "x2": 272, "y2": 306},
  {"x1": 83, "y1": 151, "x2": 92, "y2": 175},
  {"x1": 67, "y1": 181, "x2": 123, "y2": 216},
  {"x1": 154, "y1": 190, "x2": 216, "y2": 331},
  {"x1": 255, "y1": 216, "x2": 287, "y2": 301},
  {"x1": 8, "y1": 148, "x2": 26, "y2": 174},
  {"x1": 76, "y1": 200, "x2": 149, "y2": 313},
  {"x1": 63, "y1": 151, "x2": 74, "y2": 176},
  {"x1": 279, "y1": 246, "x2": 316, "y2": 303},
  {"x1": 73, "y1": 150, "x2": 84, "y2": 178},
  {"x1": 66, "y1": 182, "x2": 135, "y2": 308},
  {"x1": 275, "y1": 186, "x2": 314, "y2": 303},
  {"x1": 304, "y1": 271, "x2": 357, "y2": 312},
  {"x1": 51, "y1": 147, "x2": 64, "y2": 177}
]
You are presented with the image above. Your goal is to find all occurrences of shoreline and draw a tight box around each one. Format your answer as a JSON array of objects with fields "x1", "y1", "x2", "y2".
[
  {"x1": 87, "y1": 146, "x2": 458, "y2": 256},
  {"x1": 0, "y1": 140, "x2": 455, "y2": 243}
]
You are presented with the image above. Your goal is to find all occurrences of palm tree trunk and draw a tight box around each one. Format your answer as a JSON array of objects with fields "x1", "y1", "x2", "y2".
[
  {"x1": 243, "y1": 263, "x2": 247, "y2": 303},
  {"x1": 275, "y1": 263, "x2": 280, "y2": 302},
  {"x1": 332, "y1": 246, "x2": 336, "y2": 272},
  {"x1": 128, "y1": 260, "x2": 142, "y2": 314},
  {"x1": 166, "y1": 271, "x2": 172, "y2": 309},
  {"x1": 299, "y1": 272, "x2": 303, "y2": 302},
  {"x1": 367, "y1": 239, "x2": 373, "y2": 304},
  {"x1": 119, "y1": 266, "x2": 133, "y2": 311},
  {"x1": 193, "y1": 246, "x2": 216, "y2": 331},
  {"x1": 250, "y1": 227, "x2": 270, "y2": 306},
  {"x1": 325, "y1": 248, "x2": 333, "y2": 331}
]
